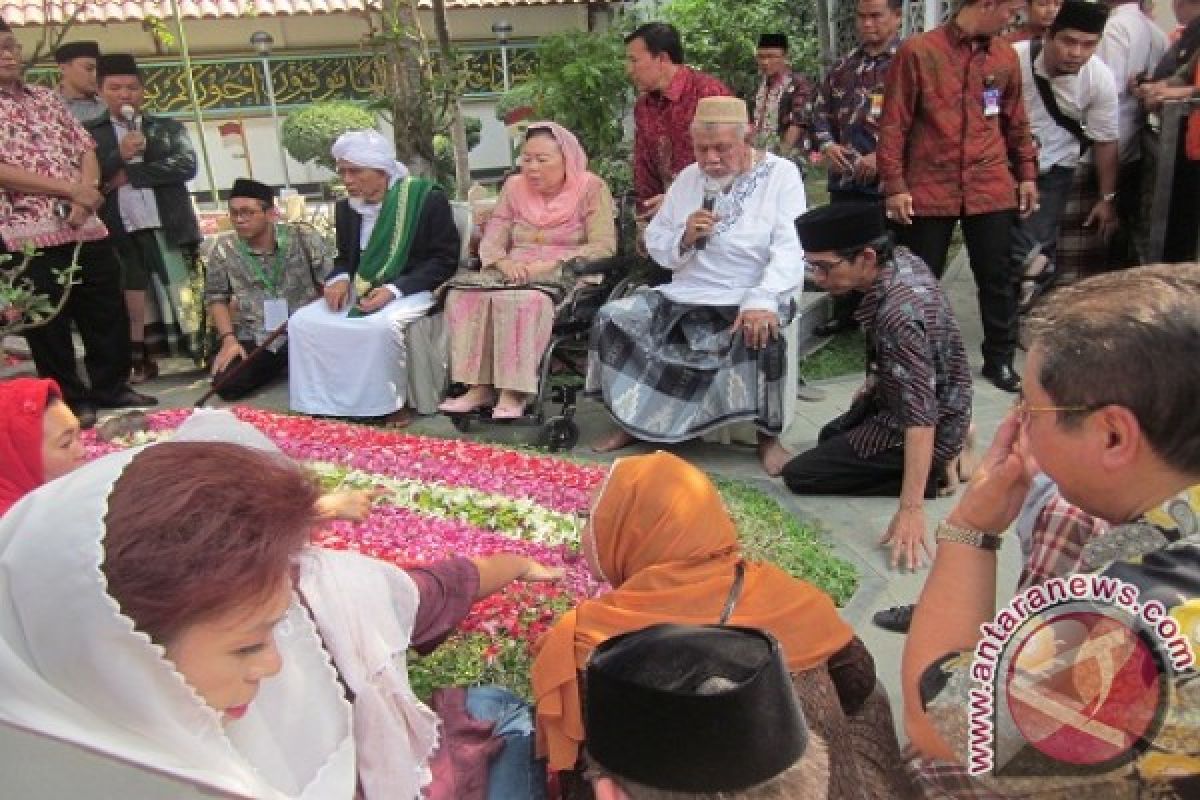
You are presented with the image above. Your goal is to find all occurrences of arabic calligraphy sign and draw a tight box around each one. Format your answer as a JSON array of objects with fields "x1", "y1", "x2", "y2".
[{"x1": 26, "y1": 46, "x2": 538, "y2": 115}]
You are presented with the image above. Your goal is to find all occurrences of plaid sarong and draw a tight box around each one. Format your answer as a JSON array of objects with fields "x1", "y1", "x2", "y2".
[
  {"x1": 1054, "y1": 163, "x2": 1106, "y2": 282},
  {"x1": 585, "y1": 290, "x2": 793, "y2": 443}
]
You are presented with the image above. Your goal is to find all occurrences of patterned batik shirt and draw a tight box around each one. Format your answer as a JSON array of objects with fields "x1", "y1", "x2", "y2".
[
  {"x1": 848, "y1": 246, "x2": 972, "y2": 464},
  {"x1": 751, "y1": 71, "x2": 813, "y2": 154},
  {"x1": 912, "y1": 483, "x2": 1200, "y2": 797},
  {"x1": 203, "y1": 223, "x2": 331, "y2": 345},
  {"x1": 810, "y1": 37, "x2": 900, "y2": 195},
  {"x1": 632, "y1": 66, "x2": 732, "y2": 203},
  {"x1": 0, "y1": 82, "x2": 97, "y2": 250},
  {"x1": 877, "y1": 21, "x2": 1038, "y2": 217}
]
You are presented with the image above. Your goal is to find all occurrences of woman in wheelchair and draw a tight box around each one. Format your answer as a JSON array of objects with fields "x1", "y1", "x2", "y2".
[{"x1": 440, "y1": 122, "x2": 617, "y2": 419}]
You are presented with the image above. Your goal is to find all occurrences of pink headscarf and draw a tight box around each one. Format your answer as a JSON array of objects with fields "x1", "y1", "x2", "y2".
[
  {"x1": 503, "y1": 121, "x2": 593, "y2": 230},
  {"x1": 0, "y1": 378, "x2": 60, "y2": 516}
]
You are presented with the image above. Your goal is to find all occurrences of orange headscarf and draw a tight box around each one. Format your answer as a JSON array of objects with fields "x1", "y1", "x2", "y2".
[{"x1": 531, "y1": 451, "x2": 854, "y2": 771}]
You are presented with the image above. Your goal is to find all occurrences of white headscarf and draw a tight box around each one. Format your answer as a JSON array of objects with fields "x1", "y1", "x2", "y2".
[
  {"x1": 331, "y1": 129, "x2": 409, "y2": 183},
  {"x1": 174, "y1": 411, "x2": 441, "y2": 800},
  {"x1": 0, "y1": 441, "x2": 357, "y2": 799}
]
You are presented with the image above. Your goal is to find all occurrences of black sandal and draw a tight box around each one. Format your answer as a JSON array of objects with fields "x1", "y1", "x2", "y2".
[{"x1": 1016, "y1": 247, "x2": 1057, "y2": 314}]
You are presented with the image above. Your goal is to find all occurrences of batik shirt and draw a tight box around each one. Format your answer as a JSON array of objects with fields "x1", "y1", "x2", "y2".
[
  {"x1": 751, "y1": 71, "x2": 812, "y2": 154},
  {"x1": 0, "y1": 83, "x2": 97, "y2": 250},
  {"x1": 877, "y1": 21, "x2": 1038, "y2": 216},
  {"x1": 849, "y1": 247, "x2": 972, "y2": 464},
  {"x1": 810, "y1": 37, "x2": 900, "y2": 195},
  {"x1": 632, "y1": 66, "x2": 731, "y2": 203},
  {"x1": 913, "y1": 484, "x2": 1200, "y2": 797},
  {"x1": 203, "y1": 223, "x2": 331, "y2": 345}
]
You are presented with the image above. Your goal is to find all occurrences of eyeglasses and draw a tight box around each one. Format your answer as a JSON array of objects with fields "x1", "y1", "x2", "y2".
[
  {"x1": 1012, "y1": 394, "x2": 1100, "y2": 424},
  {"x1": 804, "y1": 257, "x2": 847, "y2": 278},
  {"x1": 228, "y1": 207, "x2": 265, "y2": 220}
]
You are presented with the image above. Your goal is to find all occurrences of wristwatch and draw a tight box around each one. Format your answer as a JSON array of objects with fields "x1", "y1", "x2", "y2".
[
  {"x1": 1102, "y1": 191, "x2": 1117, "y2": 203},
  {"x1": 935, "y1": 520, "x2": 1002, "y2": 551}
]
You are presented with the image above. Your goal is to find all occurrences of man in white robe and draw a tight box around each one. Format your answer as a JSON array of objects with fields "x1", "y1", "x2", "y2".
[
  {"x1": 588, "y1": 97, "x2": 807, "y2": 455},
  {"x1": 288, "y1": 130, "x2": 459, "y2": 424}
]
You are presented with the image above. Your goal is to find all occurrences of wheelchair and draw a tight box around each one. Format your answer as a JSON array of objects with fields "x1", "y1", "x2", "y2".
[{"x1": 444, "y1": 253, "x2": 639, "y2": 451}]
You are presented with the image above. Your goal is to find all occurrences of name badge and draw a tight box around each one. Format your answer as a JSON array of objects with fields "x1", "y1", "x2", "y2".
[
  {"x1": 263, "y1": 297, "x2": 289, "y2": 332},
  {"x1": 869, "y1": 90, "x2": 884, "y2": 119},
  {"x1": 983, "y1": 88, "x2": 1001, "y2": 117}
]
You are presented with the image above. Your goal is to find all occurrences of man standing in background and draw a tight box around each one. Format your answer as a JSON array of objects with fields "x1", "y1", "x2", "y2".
[
  {"x1": 54, "y1": 41, "x2": 105, "y2": 123},
  {"x1": 809, "y1": 0, "x2": 903, "y2": 337},
  {"x1": 750, "y1": 33, "x2": 813, "y2": 160}
]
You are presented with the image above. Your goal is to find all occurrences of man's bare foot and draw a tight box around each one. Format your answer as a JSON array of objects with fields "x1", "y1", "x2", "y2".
[
  {"x1": 381, "y1": 407, "x2": 414, "y2": 428},
  {"x1": 439, "y1": 385, "x2": 495, "y2": 414},
  {"x1": 759, "y1": 438, "x2": 795, "y2": 477},
  {"x1": 591, "y1": 428, "x2": 635, "y2": 453}
]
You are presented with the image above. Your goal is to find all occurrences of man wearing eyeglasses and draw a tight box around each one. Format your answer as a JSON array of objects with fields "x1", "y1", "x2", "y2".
[
  {"x1": 762, "y1": 203, "x2": 972, "y2": 574},
  {"x1": 0, "y1": 21, "x2": 149, "y2": 429},
  {"x1": 904, "y1": 264, "x2": 1200, "y2": 795},
  {"x1": 203, "y1": 179, "x2": 329, "y2": 401}
]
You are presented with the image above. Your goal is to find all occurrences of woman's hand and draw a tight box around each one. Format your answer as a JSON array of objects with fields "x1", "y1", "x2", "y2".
[
  {"x1": 521, "y1": 560, "x2": 565, "y2": 583},
  {"x1": 314, "y1": 488, "x2": 381, "y2": 522},
  {"x1": 497, "y1": 259, "x2": 531, "y2": 285}
]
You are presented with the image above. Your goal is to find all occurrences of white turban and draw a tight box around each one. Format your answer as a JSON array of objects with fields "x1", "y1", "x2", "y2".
[{"x1": 331, "y1": 129, "x2": 409, "y2": 182}]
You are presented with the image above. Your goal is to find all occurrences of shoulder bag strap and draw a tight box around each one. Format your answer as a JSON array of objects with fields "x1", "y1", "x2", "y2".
[{"x1": 1030, "y1": 38, "x2": 1092, "y2": 153}]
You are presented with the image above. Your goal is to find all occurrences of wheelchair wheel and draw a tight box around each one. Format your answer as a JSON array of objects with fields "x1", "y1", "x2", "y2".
[
  {"x1": 450, "y1": 414, "x2": 471, "y2": 433},
  {"x1": 538, "y1": 416, "x2": 580, "y2": 452}
]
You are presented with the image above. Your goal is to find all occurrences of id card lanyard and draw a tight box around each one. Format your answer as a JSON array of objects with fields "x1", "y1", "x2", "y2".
[{"x1": 236, "y1": 224, "x2": 290, "y2": 297}]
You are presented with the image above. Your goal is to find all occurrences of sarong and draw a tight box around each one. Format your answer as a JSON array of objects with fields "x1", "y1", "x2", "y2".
[
  {"x1": 287, "y1": 290, "x2": 434, "y2": 417},
  {"x1": 586, "y1": 290, "x2": 794, "y2": 443}
]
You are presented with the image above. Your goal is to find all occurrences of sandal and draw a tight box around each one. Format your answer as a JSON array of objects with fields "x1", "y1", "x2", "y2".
[
  {"x1": 1016, "y1": 248, "x2": 1057, "y2": 314},
  {"x1": 439, "y1": 388, "x2": 496, "y2": 414}
]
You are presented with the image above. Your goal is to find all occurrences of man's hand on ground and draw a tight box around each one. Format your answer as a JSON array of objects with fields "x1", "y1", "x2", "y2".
[
  {"x1": 880, "y1": 506, "x2": 932, "y2": 571},
  {"x1": 211, "y1": 337, "x2": 247, "y2": 375}
]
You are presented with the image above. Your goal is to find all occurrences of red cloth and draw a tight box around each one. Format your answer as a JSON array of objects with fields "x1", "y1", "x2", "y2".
[
  {"x1": 877, "y1": 22, "x2": 1038, "y2": 216},
  {"x1": 0, "y1": 378, "x2": 60, "y2": 516},
  {"x1": 632, "y1": 66, "x2": 732, "y2": 202}
]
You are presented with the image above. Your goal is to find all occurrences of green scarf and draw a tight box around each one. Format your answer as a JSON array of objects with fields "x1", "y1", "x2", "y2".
[{"x1": 348, "y1": 176, "x2": 436, "y2": 318}]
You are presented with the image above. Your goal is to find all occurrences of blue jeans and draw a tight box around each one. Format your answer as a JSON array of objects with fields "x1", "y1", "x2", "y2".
[
  {"x1": 1009, "y1": 165, "x2": 1075, "y2": 270},
  {"x1": 466, "y1": 686, "x2": 547, "y2": 800}
]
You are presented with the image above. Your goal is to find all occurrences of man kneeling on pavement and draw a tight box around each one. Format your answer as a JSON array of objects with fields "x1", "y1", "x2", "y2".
[
  {"x1": 204, "y1": 178, "x2": 330, "y2": 401},
  {"x1": 763, "y1": 203, "x2": 974, "y2": 573}
]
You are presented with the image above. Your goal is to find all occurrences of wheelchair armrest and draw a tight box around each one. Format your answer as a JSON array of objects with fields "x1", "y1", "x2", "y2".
[{"x1": 567, "y1": 256, "x2": 625, "y2": 277}]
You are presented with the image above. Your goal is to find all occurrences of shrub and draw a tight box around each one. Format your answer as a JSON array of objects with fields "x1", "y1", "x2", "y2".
[{"x1": 280, "y1": 101, "x2": 378, "y2": 171}]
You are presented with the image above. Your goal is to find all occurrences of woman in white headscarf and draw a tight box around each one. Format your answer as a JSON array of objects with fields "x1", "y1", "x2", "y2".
[
  {"x1": 0, "y1": 440, "x2": 358, "y2": 799},
  {"x1": 287, "y1": 130, "x2": 461, "y2": 426}
]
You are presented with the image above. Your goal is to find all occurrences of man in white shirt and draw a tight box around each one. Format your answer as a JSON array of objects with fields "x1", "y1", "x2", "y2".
[
  {"x1": 588, "y1": 97, "x2": 807, "y2": 454},
  {"x1": 1011, "y1": 0, "x2": 1119, "y2": 309},
  {"x1": 1095, "y1": 0, "x2": 1168, "y2": 266}
]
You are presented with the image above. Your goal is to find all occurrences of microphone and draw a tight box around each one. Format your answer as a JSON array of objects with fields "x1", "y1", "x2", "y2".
[
  {"x1": 120, "y1": 104, "x2": 144, "y2": 164},
  {"x1": 697, "y1": 178, "x2": 720, "y2": 251}
]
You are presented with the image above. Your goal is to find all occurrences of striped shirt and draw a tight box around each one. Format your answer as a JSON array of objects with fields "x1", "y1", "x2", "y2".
[{"x1": 848, "y1": 247, "x2": 972, "y2": 463}]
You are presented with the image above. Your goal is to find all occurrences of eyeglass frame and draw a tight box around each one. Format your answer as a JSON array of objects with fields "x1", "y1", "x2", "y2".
[
  {"x1": 803, "y1": 256, "x2": 848, "y2": 278},
  {"x1": 228, "y1": 206, "x2": 268, "y2": 220},
  {"x1": 1012, "y1": 394, "x2": 1104, "y2": 424}
]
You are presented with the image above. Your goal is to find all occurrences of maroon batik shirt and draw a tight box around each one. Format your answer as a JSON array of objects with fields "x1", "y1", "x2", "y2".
[
  {"x1": 877, "y1": 21, "x2": 1038, "y2": 217},
  {"x1": 632, "y1": 66, "x2": 732, "y2": 203}
]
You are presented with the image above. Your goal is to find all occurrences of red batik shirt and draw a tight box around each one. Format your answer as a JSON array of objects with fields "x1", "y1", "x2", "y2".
[
  {"x1": 877, "y1": 22, "x2": 1037, "y2": 217},
  {"x1": 0, "y1": 83, "x2": 102, "y2": 250},
  {"x1": 632, "y1": 66, "x2": 731, "y2": 203}
]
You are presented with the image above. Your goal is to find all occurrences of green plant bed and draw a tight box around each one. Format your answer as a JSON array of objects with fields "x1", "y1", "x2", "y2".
[{"x1": 800, "y1": 329, "x2": 867, "y2": 381}]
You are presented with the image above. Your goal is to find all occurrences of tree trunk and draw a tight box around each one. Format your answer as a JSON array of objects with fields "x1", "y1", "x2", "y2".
[
  {"x1": 430, "y1": 0, "x2": 471, "y2": 198},
  {"x1": 380, "y1": 0, "x2": 436, "y2": 176}
]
